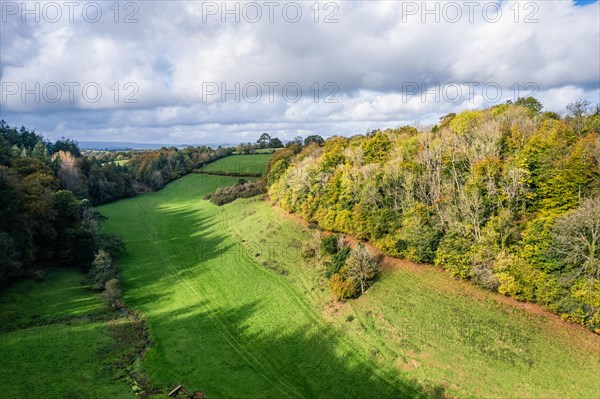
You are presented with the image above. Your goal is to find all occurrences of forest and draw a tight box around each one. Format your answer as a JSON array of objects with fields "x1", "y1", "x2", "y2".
[
  {"x1": 267, "y1": 99, "x2": 600, "y2": 333},
  {"x1": 0, "y1": 120, "x2": 235, "y2": 284}
]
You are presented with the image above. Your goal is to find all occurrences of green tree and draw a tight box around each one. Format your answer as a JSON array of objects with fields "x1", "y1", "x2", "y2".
[
  {"x1": 268, "y1": 137, "x2": 284, "y2": 148},
  {"x1": 304, "y1": 135, "x2": 324, "y2": 146},
  {"x1": 88, "y1": 250, "x2": 117, "y2": 290},
  {"x1": 257, "y1": 133, "x2": 272, "y2": 149},
  {"x1": 514, "y1": 97, "x2": 543, "y2": 115},
  {"x1": 100, "y1": 278, "x2": 123, "y2": 309},
  {"x1": 32, "y1": 140, "x2": 51, "y2": 163}
]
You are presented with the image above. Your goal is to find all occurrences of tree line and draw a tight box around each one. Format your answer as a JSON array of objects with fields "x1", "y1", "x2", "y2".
[
  {"x1": 0, "y1": 121, "x2": 322, "y2": 284},
  {"x1": 267, "y1": 99, "x2": 600, "y2": 333},
  {"x1": 0, "y1": 121, "x2": 235, "y2": 283},
  {"x1": 0, "y1": 121, "x2": 123, "y2": 284}
]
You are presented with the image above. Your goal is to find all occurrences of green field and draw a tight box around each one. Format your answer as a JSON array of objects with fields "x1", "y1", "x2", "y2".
[
  {"x1": 199, "y1": 154, "x2": 272, "y2": 175},
  {"x1": 90, "y1": 174, "x2": 600, "y2": 398},
  {"x1": 0, "y1": 269, "x2": 138, "y2": 398}
]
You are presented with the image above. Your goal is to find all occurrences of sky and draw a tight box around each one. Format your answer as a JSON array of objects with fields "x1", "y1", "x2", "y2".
[{"x1": 1, "y1": 0, "x2": 599, "y2": 144}]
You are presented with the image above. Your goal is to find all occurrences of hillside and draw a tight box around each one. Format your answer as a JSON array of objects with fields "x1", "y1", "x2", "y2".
[
  {"x1": 93, "y1": 173, "x2": 600, "y2": 398},
  {"x1": 267, "y1": 104, "x2": 600, "y2": 333}
]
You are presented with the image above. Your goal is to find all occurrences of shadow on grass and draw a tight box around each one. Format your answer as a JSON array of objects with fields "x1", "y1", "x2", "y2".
[
  {"x1": 144, "y1": 300, "x2": 449, "y2": 399},
  {"x1": 124, "y1": 202, "x2": 450, "y2": 398}
]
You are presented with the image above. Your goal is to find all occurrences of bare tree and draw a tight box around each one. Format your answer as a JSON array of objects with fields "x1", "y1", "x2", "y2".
[
  {"x1": 53, "y1": 150, "x2": 86, "y2": 195},
  {"x1": 566, "y1": 99, "x2": 592, "y2": 136},
  {"x1": 553, "y1": 196, "x2": 600, "y2": 281},
  {"x1": 345, "y1": 245, "x2": 382, "y2": 295}
]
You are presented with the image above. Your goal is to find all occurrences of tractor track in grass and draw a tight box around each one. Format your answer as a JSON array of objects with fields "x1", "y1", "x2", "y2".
[
  {"x1": 217, "y1": 206, "x2": 411, "y2": 396},
  {"x1": 97, "y1": 175, "x2": 600, "y2": 399},
  {"x1": 134, "y1": 197, "x2": 306, "y2": 398}
]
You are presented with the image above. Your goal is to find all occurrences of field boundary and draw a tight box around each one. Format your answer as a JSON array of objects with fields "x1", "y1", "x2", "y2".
[{"x1": 192, "y1": 170, "x2": 262, "y2": 178}]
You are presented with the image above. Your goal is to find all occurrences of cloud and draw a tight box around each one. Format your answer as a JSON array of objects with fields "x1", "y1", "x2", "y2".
[{"x1": 1, "y1": 0, "x2": 598, "y2": 143}]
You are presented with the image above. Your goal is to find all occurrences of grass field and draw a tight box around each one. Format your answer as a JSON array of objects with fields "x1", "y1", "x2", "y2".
[
  {"x1": 94, "y1": 174, "x2": 600, "y2": 398},
  {"x1": 224, "y1": 197, "x2": 600, "y2": 399},
  {"x1": 199, "y1": 154, "x2": 272, "y2": 175},
  {"x1": 0, "y1": 269, "x2": 138, "y2": 399}
]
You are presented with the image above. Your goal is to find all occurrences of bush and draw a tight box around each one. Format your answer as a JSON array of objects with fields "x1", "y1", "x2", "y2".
[
  {"x1": 100, "y1": 278, "x2": 123, "y2": 310},
  {"x1": 204, "y1": 180, "x2": 265, "y2": 205},
  {"x1": 88, "y1": 250, "x2": 117, "y2": 290},
  {"x1": 301, "y1": 232, "x2": 322, "y2": 259},
  {"x1": 325, "y1": 247, "x2": 351, "y2": 278},
  {"x1": 434, "y1": 232, "x2": 473, "y2": 279},
  {"x1": 329, "y1": 274, "x2": 358, "y2": 300},
  {"x1": 321, "y1": 234, "x2": 340, "y2": 255},
  {"x1": 97, "y1": 233, "x2": 125, "y2": 259},
  {"x1": 400, "y1": 221, "x2": 441, "y2": 263}
]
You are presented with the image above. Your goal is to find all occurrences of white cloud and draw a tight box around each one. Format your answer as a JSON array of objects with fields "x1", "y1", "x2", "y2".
[{"x1": 1, "y1": 0, "x2": 598, "y2": 143}]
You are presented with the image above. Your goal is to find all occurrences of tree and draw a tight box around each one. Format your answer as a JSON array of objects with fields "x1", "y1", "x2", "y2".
[
  {"x1": 567, "y1": 99, "x2": 592, "y2": 118},
  {"x1": 345, "y1": 244, "x2": 382, "y2": 295},
  {"x1": 290, "y1": 136, "x2": 303, "y2": 146},
  {"x1": 329, "y1": 273, "x2": 357, "y2": 300},
  {"x1": 0, "y1": 134, "x2": 11, "y2": 165},
  {"x1": 0, "y1": 231, "x2": 21, "y2": 280},
  {"x1": 553, "y1": 196, "x2": 600, "y2": 281},
  {"x1": 363, "y1": 132, "x2": 391, "y2": 164},
  {"x1": 257, "y1": 133, "x2": 272, "y2": 149},
  {"x1": 100, "y1": 278, "x2": 123, "y2": 309},
  {"x1": 304, "y1": 135, "x2": 324, "y2": 146},
  {"x1": 51, "y1": 137, "x2": 81, "y2": 157},
  {"x1": 268, "y1": 137, "x2": 284, "y2": 148},
  {"x1": 439, "y1": 112, "x2": 456, "y2": 128},
  {"x1": 514, "y1": 97, "x2": 543, "y2": 115},
  {"x1": 54, "y1": 150, "x2": 88, "y2": 197},
  {"x1": 567, "y1": 99, "x2": 592, "y2": 136},
  {"x1": 88, "y1": 250, "x2": 117, "y2": 290}
]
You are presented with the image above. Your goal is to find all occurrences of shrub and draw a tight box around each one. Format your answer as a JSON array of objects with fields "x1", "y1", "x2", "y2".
[
  {"x1": 325, "y1": 247, "x2": 351, "y2": 278},
  {"x1": 321, "y1": 234, "x2": 340, "y2": 255},
  {"x1": 204, "y1": 180, "x2": 266, "y2": 205},
  {"x1": 301, "y1": 232, "x2": 322, "y2": 259},
  {"x1": 100, "y1": 278, "x2": 123, "y2": 310},
  {"x1": 88, "y1": 249, "x2": 117, "y2": 290},
  {"x1": 434, "y1": 232, "x2": 473, "y2": 279},
  {"x1": 329, "y1": 273, "x2": 358, "y2": 300},
  {"x1": 97, "y1": 233, "x2": 125, "y2": 259}
]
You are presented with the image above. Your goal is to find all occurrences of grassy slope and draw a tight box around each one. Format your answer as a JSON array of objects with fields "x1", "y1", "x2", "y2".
[
  {"x1": 200, "y1": 154, "x2": 272, "y2": 175},
  {"x1": 98, "y1": 174, "x2": 430, "y2": 398},
  {"x1": 223, "y1": 196, "x2": 600, "y2": 399},
  {"x1": 96, "y1": 174, "x2": 600, "y2": 398},
  {"x1": 0, "y1": 269, "x2": 136, "y2": 399}
]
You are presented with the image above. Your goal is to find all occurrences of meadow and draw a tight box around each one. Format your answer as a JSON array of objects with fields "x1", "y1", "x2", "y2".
[
  {"x1": 2, "y1": 170, "x2": 598, "y2": 398},
  {"x1": 0, "y1": 269, "x2": 139, "y2": 398},
  {"x1": 198, "y1": 154, "x2": 272, "y2": 176},
  {"x1": 94, "y1": 174, "x2": 599, "y2": 398}
]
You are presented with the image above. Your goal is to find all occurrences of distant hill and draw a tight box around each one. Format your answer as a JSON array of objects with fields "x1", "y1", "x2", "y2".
[{"x1": 78, "y1": 141, "x2": 236, "y2": 150}]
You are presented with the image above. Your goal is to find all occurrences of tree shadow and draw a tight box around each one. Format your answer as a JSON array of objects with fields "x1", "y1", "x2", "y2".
[
  {"x1": 142, "y1": 301, "x2": 448, "y2": 399},
  {"x1": 108, "y1": 186, "x2": 448, "y2": 398}
]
